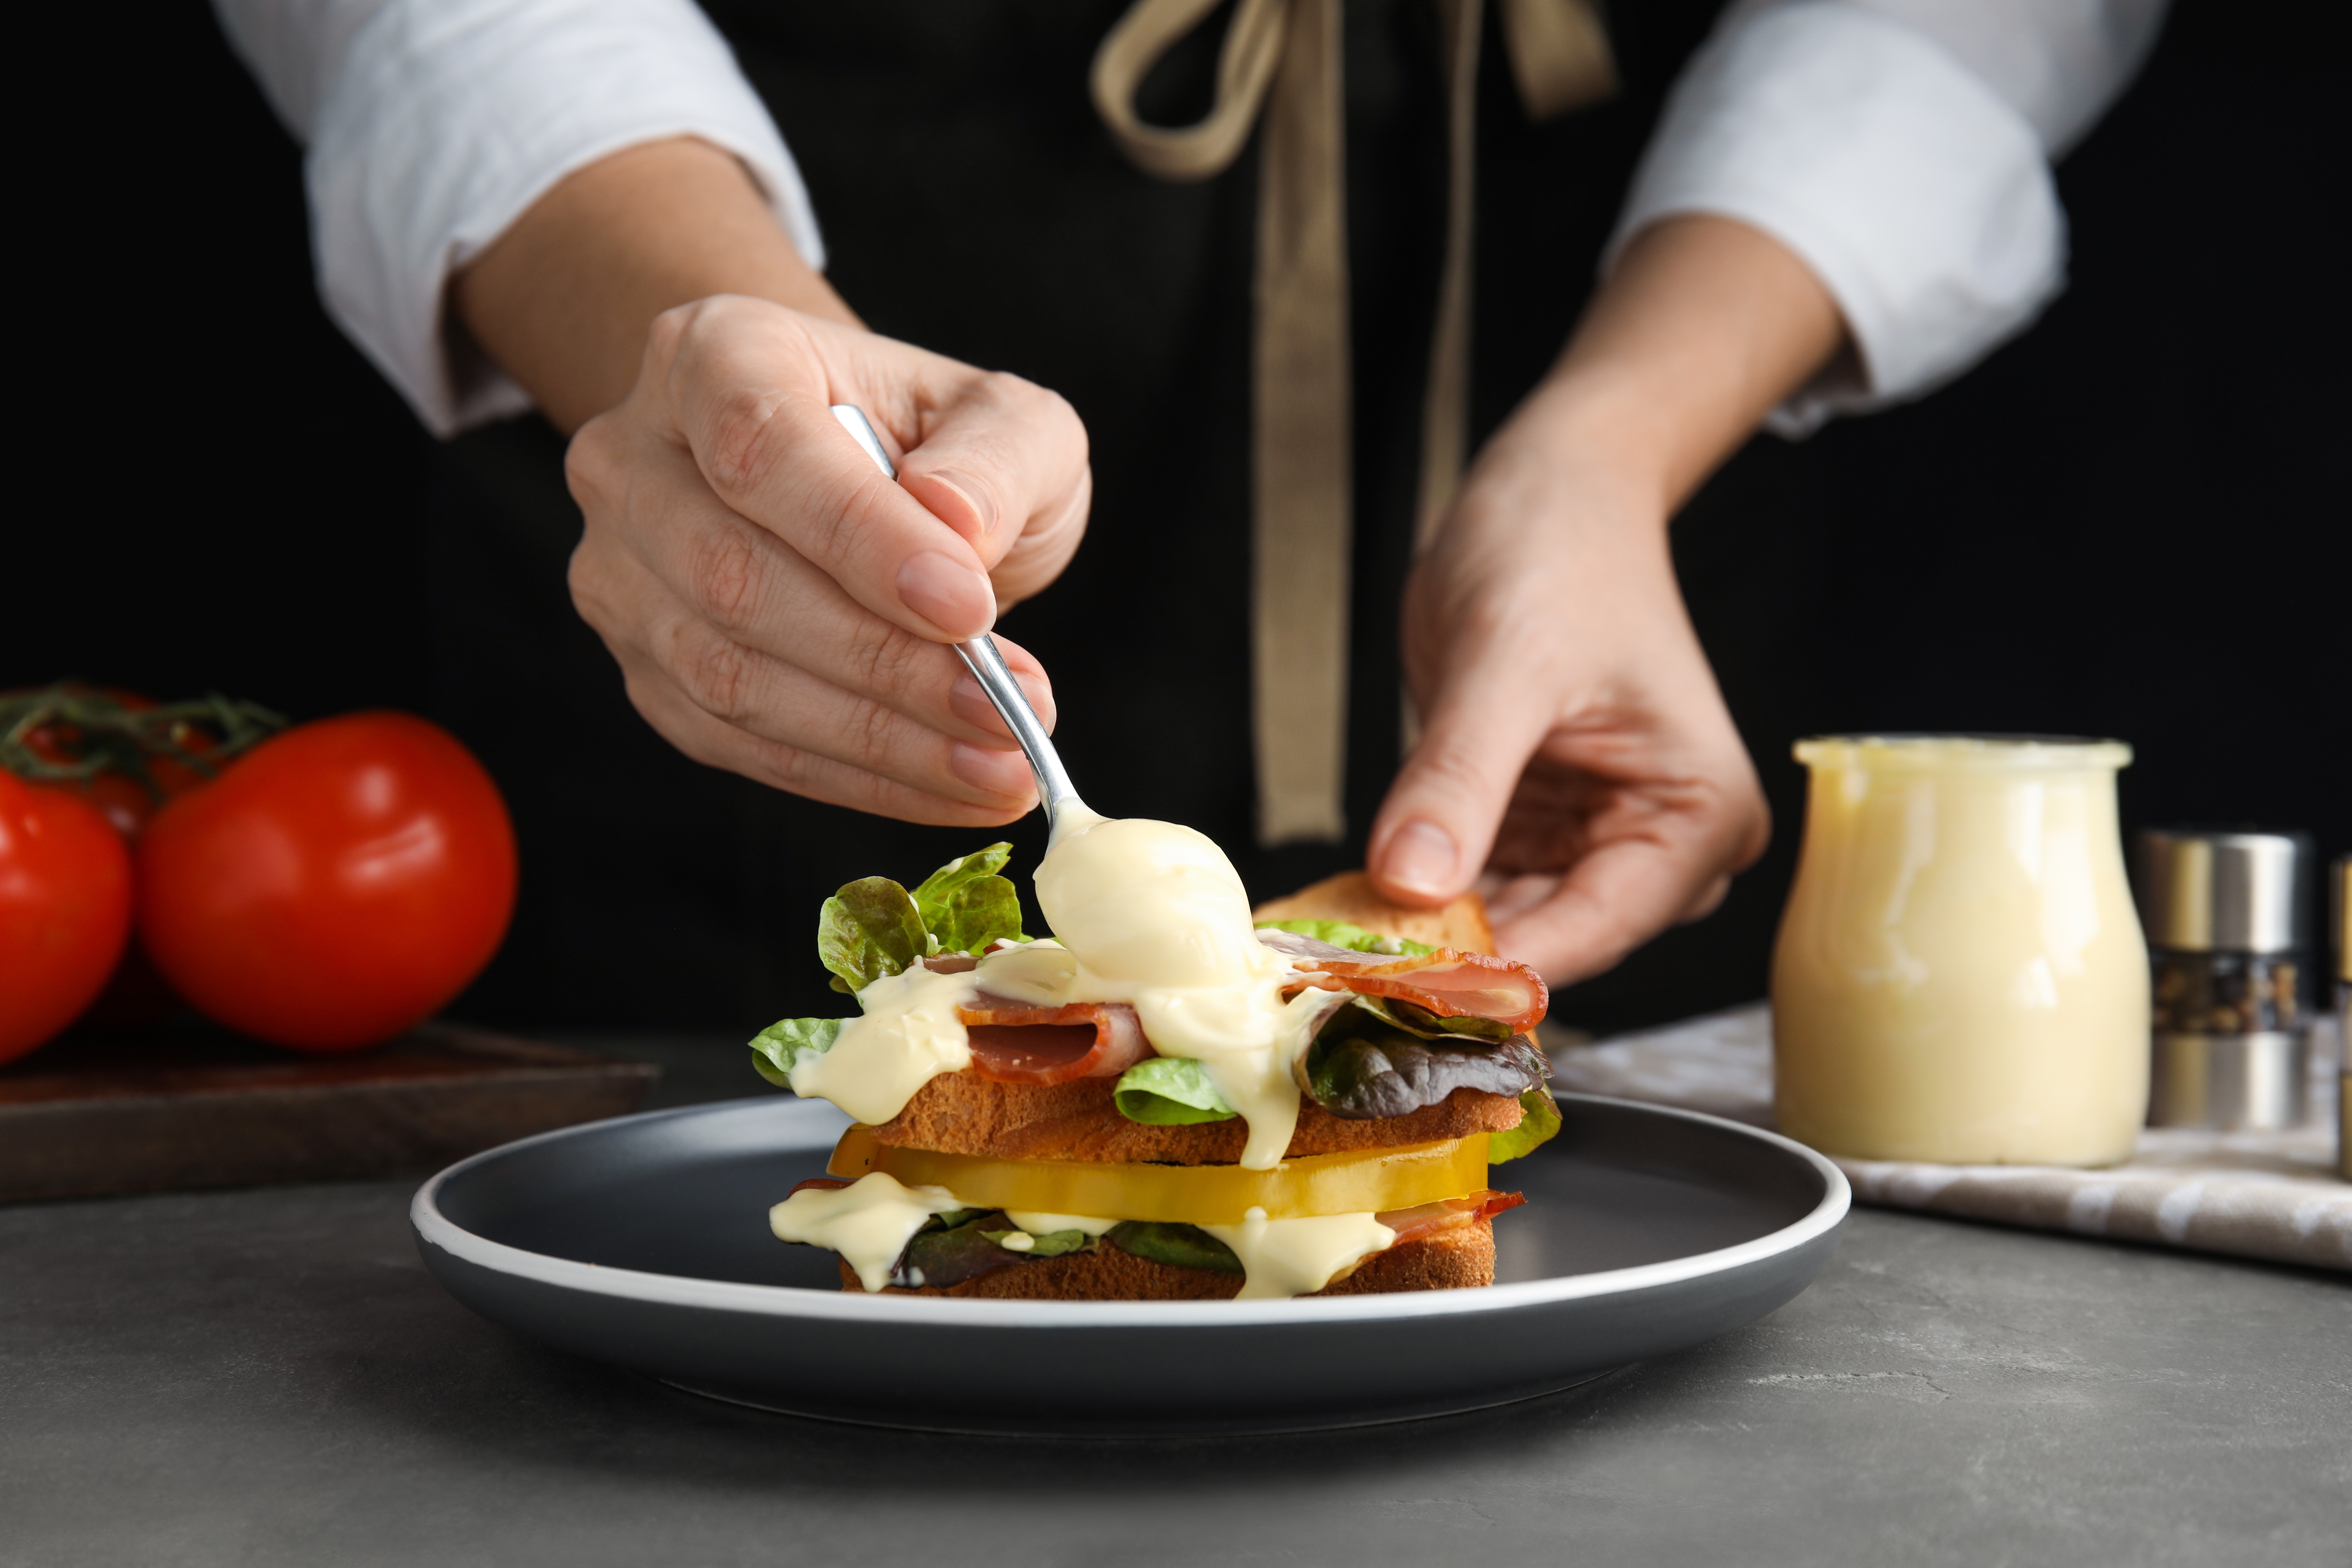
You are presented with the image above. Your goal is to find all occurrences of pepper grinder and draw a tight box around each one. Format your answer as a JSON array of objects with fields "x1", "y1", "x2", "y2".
[
  {"x1": 2135, "y1": 829, "x2": 2312, "y2": 1131},
  {"x1": 2334, "y1": 855, "x2": 2349, "y2": 1180}
]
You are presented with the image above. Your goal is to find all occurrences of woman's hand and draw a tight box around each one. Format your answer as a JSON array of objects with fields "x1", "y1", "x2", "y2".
[
  {"x1": 453, "y1": 139, "x2": 1091, "y2": 824},
  {"x1": 1367, "y1": 215, "x2": 1845, "y2": 983},
  {"x1": 566, "y1": 299, "x2": 1090, "y2": 824},
  {"x1": 1370, "y1": 415, "x2": 1768, "y2": 984}
]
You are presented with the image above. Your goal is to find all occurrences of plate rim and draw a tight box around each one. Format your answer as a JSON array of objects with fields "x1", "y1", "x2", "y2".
[{"x1": 411, "y1": 1091, "x2": 1849, "y2": 1329}]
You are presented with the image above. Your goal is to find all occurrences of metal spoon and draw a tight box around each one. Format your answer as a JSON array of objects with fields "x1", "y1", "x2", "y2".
[{"x1": 830, "y1": 404, "x2": 1086, "y2": 833}]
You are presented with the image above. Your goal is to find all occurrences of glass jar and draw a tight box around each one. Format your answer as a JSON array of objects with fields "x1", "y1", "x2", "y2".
[{"x1": 1771, "y1": 736, "x2": 2149, "y2": 1165}]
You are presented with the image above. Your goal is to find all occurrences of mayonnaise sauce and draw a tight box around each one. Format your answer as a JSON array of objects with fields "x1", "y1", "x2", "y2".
[
  {"x1": 1202, "y1": 1206, "x2": 1398, "y2": 1299},
  {"x1": 1771, "y1": 737, "x2": 2148, "y2": 1165},
  {"x1": 781, "y1": 1182, "x2": 1395, "y2": 1297},
  {"x1": 785, "y1": 809, "x2": 1316, "y2": 1165},
  {"x1": 787, "y1": 964, "x2": 980, "y2": 1126},
  {"x1": 1002, "y1": 1211, "x2": 1122, "y2": 1237},
  {"x1": 1032, "y1": 808, "x2": 1301, "y2": 1167},
  {"x1": 769, "y1": 1173, "x2": 967, "y2": 1292}
]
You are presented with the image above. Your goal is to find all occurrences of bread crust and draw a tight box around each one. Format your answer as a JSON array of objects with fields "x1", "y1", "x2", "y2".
[
  {"x1": 867, "y1": 1073, "x2": 1521, "y2": 1164},
  {"x1": 846, "y1": 1216, "x2": 1496, "y2": 1300},
  {"x1": 1251, "y1": 872, "x2": 1496, "y2": 954}
]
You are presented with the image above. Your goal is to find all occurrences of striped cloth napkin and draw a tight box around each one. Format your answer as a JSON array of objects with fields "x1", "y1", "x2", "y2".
[{"x1": 1548, "y1": 1004, "x2": 2351, "y2": 1273}]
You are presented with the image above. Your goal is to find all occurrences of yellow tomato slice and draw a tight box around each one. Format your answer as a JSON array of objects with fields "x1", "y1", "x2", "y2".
[{"x1": 825, "y1": 1128, "x2": 1488, "y2": 1224}]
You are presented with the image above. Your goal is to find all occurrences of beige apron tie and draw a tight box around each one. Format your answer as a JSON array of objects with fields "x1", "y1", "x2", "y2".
[{"x1": 1092, "y1": 0, "x2": 1613, "y2": 845}]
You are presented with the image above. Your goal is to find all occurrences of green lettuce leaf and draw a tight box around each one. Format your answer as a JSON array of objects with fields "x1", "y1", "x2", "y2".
[
  {"x1": 911, "y1": 843, "x2": 1015, "y2": 933},
  {"x1": 932, "y1": 873, "x2": 1027, "y2": 955},
  {"x1": 979, "y1": 1227, "x2": 1096, "y2": 1258},
  {"x1": 818, "y1": 876, "x2": 926, "y2": 993},
  {"x1": 1254, "y1": 918, "x2": 1435, "y2": 957},
  {"x1": 748, "y1": 1016, "x2": 846, "y2": 1088},
  {"x1": 1105, "y1": 1221, "x2": 1244, "y2": 1275},
  {"x1": 1489, "y1": 1086, "x2": 1562, "y2": 1164},
  {"x1": 1112, "y1": 1056, "x2": 1238, "y2": 1124}
]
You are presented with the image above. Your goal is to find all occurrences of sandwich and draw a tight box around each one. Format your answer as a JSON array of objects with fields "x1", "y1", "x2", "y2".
[{"x1": 751, "y1": 809, "x2": 1556, "y2": 1301}]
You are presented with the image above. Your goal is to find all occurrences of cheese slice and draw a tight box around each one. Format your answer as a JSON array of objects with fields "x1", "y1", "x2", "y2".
[{"x1": 826, "y1": 1127, "x2": 1486, "y2": 1225}]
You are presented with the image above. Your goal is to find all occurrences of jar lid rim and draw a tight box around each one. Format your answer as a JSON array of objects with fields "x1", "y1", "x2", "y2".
[{"x1": 1794, "y1": 734, "x2": 2133, "y2": 769}]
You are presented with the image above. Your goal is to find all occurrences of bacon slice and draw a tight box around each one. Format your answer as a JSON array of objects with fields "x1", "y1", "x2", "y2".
[
  {"x1": 957, "y1": 995, "x2": 1150, "y2": 1085},
  {"x1": 1284, "y1": 949, "x2": 1547, "y2": 1033},
  {"x1": 1375, "y1": 1188, "x2": 1527, "y2": 1245}
]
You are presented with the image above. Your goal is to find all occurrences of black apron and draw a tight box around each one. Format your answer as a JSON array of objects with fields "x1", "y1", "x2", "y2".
[{"x1": 425, "y1": 0, "x2": 1729, "y2": 1030}]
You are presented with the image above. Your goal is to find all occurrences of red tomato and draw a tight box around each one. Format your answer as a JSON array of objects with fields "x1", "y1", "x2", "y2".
[
  {"x1": 5, "y1": 686, "x2": 217, "y2": 1026},
  {"x1": 137, "y1": 713, "x2": 518, "y2": 1051},
  {"x1": 0, "y1": 772, "x2": 135, "y2": 1062}
]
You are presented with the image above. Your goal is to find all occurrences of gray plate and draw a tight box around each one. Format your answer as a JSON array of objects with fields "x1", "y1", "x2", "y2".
[{"x1": 412, "y1": 1092, "x2": 1848, "y2": 1435}]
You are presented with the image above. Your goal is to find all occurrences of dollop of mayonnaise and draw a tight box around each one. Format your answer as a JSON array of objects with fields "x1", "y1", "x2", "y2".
[
  {"x1": 788, "y1": 964, "x2": 979, "y2": 1126},
  {"x1": 1201, "y1": 1206, "x2": 1397, "y2": 1300},
  {"x1": 770, "y1": 1173, "x2": 967, "y2": 1293},
  {"x1": 1035, "y1": 807, "x2": 1300, "y2": 1168}
]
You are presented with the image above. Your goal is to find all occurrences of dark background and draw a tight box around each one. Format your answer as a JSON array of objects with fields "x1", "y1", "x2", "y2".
[{"x1": 10, "y1": 0, "x2": 2343, "y2": 1037}]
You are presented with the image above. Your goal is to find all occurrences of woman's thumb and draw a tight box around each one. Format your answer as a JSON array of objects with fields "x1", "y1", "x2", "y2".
[{"x1": 1366, "y1": 678, "x2": 1546, "y2": 906}]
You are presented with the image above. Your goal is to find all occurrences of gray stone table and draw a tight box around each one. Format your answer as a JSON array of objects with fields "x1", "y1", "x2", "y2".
[{"x1": 5, "y1": 1035, "x2": 2346, "y2": 1568}]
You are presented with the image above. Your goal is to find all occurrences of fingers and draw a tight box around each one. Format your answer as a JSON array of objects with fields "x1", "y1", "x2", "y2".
[
  {"x1": 1487, "y1": 792, "x2": 1759, "y2": 986},
  {"x1": 985, "y1": 463, "x2": 1092, "y2": 610},
  {"x1": 571, "y1": 504, "x2": 1046, "y2": 810},
  {"x1": 565, "y1": 294, "x2": 1083, "y2": 825},
  {"x1": 652, "y1": 300, "x2": 1000, "y2": 641},
  {"x1": 616, "y1": 648, "x2": 1037, "y2": 828},
  {"x1": 650, "y1": 298, "x2": 1092, "y2": 643},
  {"x1": 1478, "y1": 741, "x2": 1769, "y2": 983},
  {"x1": 572, "y1": 419, "x2": 1054, "y2": 750},
  {"x1": 1365, "y1": 623, "x2": 1554, "y2": 908},
  {"x1": 948, "y1": 634, "x2": 1059, "y2": 739},
  {"x1": 890, "y1": 373, "x2": 1091, "y2": 580}
]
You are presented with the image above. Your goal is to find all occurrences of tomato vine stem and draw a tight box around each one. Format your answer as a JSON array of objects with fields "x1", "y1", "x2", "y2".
[{"x1": 0, "y1": 684, "x2": 289, "y2": 801}]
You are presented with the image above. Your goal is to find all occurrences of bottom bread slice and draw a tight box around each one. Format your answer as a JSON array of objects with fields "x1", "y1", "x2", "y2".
[{"x1": 840, "y1": 1216, "x2": 1495, "y2": 1300}]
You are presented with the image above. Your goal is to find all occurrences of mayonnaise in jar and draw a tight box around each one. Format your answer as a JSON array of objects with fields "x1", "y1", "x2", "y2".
[{"x1": 1770, "y1": 736, "x2": 2148, "y2": 1166}]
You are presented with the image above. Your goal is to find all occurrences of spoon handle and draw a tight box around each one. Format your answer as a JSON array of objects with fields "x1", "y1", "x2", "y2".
[
  {"x1": 951, "y1": 633, "x2": 1079, "y2": 817},
  {"x1": 828, "y1": 404, "x2": 1082, "y2": 827}
]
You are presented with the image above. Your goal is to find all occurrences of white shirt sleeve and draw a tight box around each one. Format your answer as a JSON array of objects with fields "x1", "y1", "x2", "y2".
[
  {"x1": 212, "y1": 0, "x2": 825, "y2": 435},
  {"x1": 1608, "y1": 0, "x2": 2168, "y2": 434}
]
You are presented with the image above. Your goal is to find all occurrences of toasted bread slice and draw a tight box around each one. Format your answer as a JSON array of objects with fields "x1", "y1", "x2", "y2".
[
  {"x1": 849, "y1": 1215, "x2": 1496, "y2": 1299},
  {"x1": 869, "y1": 1073, "x2": 1521, "y2": 1164},
  {"x1": 1251, "y1": 871, "x2": 1496, "y2": 954}
]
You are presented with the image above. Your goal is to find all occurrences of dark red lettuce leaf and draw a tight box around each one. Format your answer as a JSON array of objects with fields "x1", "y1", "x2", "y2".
[{"x1": 1304, "y1": 1003, "x2": 1550, "y2": 1120}]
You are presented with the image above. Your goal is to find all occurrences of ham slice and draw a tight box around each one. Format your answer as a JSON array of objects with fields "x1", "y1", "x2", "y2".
[
  {"x1": 788, "y1": 1176, "x2": 850, "y2": 1198},
  {"x1": 1375, "y1": 1188, "x2": 1527, "y2": 1244},
  {"x1": 1282, "y1": 949, "x2": 1547, "y2": 1033},
  {"x1": 957, "y1": 995, "x2": 1150, "y2": 1085}
]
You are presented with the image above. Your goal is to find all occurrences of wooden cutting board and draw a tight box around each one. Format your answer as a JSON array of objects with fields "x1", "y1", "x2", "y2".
[{"x1": 0, "y1": 1022, "x2": 658, "y2": 1202}]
